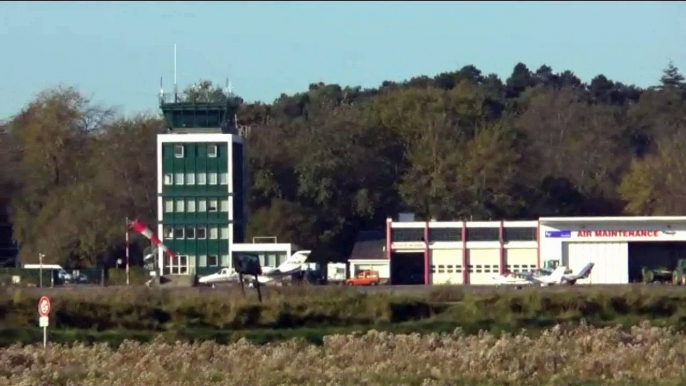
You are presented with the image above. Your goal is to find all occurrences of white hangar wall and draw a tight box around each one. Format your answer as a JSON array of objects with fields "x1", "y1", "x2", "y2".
[{"x1": 539, "y1": 217, "x2": 686, "y2": 284}]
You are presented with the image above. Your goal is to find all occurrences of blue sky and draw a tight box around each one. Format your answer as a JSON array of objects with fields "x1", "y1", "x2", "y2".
[{"x1": 1, "y1": 1, "x2": 684, "y2": 120}]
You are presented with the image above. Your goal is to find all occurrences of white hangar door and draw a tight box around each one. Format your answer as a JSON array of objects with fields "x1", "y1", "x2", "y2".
[
  {"x1": 430, "y1": 250, "x2": 464, "y2": 285},
  {"x1": 562, "y1": 242, "x2": 628, "y2": 284},
  {"x1": 504, "y1": 249, "x2": 537, "y2": 273},
  {"x1": 467, "y1": 249, "x2": 500, "y2": 285}
]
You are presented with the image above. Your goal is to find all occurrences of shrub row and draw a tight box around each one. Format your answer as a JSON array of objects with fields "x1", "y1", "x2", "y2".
[
  {"x1": 106, "y1": 267, "x2": 149, "y2": 286},
  {"x1": 4, "y1": 285, "x2": 686, "y2": 332},
  {"x1": 0, "y1": 286, "x2": 439, "y2": 331}
]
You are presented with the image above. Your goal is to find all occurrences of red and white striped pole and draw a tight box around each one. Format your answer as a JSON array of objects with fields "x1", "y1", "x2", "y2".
[{"x1": 125, "y1": 217, "x2": 130, "y2": 286}]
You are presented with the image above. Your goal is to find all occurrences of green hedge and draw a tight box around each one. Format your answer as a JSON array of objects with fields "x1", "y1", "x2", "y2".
[
  {"x1": 4, "y1": 286, "x2": 686, "y2": 334},
  {"x1": 106, "y1": 267, "x2": 149, "y2": 286}
]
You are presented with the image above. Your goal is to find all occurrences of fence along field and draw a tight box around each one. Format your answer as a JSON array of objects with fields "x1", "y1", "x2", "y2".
[{"x1": 0, "y1": 267, "x2": 150, "y2": 287}]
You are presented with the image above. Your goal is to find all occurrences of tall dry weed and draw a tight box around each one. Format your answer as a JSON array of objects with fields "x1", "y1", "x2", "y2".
[{"x1": 0, "y1": 322, "x2": 685, "y2": 385}]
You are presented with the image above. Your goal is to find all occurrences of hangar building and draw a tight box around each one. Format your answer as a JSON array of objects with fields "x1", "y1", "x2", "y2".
[
  {"x1": 383, "y1": 216, "x2": 686, "y2": 285},
  {"x1": 386, "y1": 218, "x2": 538, "y2": 285},
  {"x1": 540, "y1": 217, "x2": 686, "y2": 284}
]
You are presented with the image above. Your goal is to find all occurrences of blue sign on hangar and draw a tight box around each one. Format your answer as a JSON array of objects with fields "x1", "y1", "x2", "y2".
[{"x1": 545, "y1": 230, "x2": 571, "y2": 238}]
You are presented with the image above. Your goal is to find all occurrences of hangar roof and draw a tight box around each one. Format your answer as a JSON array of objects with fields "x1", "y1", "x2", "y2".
[
  {"x1": 539, "y1": 216, "x2": 686, "y2": 223},
  {"x1": 350, "y1": 230, "x2": 387, "y2": 260}
]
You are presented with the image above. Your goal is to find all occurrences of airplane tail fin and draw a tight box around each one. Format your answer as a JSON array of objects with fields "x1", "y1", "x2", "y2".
[
  {"x1": 574, "y1": 263, "x2": 594, "y2": 279},
  {"x1": 277, "y1": 250, "x2": 311, "y2": 271}
]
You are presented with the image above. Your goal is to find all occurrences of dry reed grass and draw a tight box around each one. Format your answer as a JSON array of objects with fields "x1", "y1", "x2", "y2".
[{"x1": 1, "y1": 322, "x2": 685, "y2": 386}]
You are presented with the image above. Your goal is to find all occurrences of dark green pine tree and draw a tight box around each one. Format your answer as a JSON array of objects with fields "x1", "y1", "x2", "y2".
[
  {"x1": 659, "y1": 61, "x2": 685, "y2": 90},
  {"x1": 505, "y1": 62, "x2": 535, "y2": 98}
]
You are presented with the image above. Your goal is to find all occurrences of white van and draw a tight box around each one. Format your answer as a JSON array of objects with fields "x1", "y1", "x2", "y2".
[{"x1": 23, "y1": 264, "x2": 73, "y2": 281}]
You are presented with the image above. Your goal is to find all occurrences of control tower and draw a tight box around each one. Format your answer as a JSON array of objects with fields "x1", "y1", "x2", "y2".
[{"x1": 155, "y1": 83, "x2": 247, "y2": 278}]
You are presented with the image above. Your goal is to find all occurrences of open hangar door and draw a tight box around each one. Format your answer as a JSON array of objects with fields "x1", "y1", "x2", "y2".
[
  {"x1": 628, "y1": 242, "x2": 686, "y2": 283},
  {"x1": 562, "y1": 242, "x2": 629, "y2": 284},
  {"x1": 390, "y1": 252, "x2": 425, "y2": 285}
]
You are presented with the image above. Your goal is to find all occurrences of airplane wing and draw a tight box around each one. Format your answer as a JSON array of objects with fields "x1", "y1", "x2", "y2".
[
  {"x1": 493, "y1": 272, "x2": 535, "y2": 286},
  {"x1": 529, "y1": 266, "x2": 567, "y2": 284},
  {"x1": 548, "y1": 266, "x2": 568, "y2": 281},
  {"x1": 198, "y1": 268, "x2": 241, "y2": 285}
]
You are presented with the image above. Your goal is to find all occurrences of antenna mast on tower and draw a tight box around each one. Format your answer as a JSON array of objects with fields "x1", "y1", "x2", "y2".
[
  {"x1": 226, "y1": 77, "x2": 237, "y2": 131},
  {"x1": 159, "y1": 77, "x2": 164, "y2": 103},
  {"x1": 174, "y1": 44, "x2": 178, "y2": 102}
]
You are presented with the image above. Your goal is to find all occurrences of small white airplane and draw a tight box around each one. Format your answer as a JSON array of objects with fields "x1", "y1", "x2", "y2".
[
  {"x1": 198, "y1": 250, "x2": 312, "y2": 288},
  {"x1": 198, "y1": 267, "x2": 242, "y2": 288},
  {"x1": 493, "y1": 263, "x2": 595, "y2": 288},
  {"x1": 247, "y1": 250, "x2": 312, "y2": 286},
  {"x1": 535, "y1": 263, "x2": 596, "y2": 284},
  {"x1": 493, "y1": 266, "x2": 568, "y2": 288}
]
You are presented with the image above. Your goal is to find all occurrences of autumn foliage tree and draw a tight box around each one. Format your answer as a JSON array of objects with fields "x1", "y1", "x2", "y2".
[{"x1": 2, "y1": 61, "x2": 686, "y2": 266}]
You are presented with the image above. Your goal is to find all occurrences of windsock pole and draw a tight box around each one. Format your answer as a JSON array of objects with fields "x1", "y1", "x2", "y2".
[{"x1": 125, "y1": 217, "x2": 130, "y2": 286}]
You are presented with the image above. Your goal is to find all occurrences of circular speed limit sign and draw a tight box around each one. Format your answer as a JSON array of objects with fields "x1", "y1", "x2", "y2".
[{"x1": 38, "y1": 296, "x2": 51, "y2": 317}]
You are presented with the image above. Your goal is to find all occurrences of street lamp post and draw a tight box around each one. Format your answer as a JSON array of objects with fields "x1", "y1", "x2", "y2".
[{"x1": 38, "y1": 253, "x2": 45, "y2": 288}]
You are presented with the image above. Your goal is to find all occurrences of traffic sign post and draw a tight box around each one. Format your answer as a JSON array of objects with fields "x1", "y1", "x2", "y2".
[{"x1": 38, "y1": 296, "x2": 50, "y2": 348}]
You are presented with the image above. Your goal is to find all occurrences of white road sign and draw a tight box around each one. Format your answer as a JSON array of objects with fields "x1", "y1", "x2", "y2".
[{"x1": 38, "y1": 296, "x2": 51, "y2": 317}]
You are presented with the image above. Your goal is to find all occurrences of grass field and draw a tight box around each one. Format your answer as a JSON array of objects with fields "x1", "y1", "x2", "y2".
[
  {"x1": 2, "y1": 324, "x2": 685, "y2": 386},
  {"x1": 4, "y1": 284, "x2": 686, "y2": 348}
]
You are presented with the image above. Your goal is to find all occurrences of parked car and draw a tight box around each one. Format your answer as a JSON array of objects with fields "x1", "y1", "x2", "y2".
[{"x1": 346, "y1": 270, "x2": 381, "y2": 286}]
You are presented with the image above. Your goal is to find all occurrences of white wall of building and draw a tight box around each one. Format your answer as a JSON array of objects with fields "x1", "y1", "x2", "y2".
[
  {"x1": 232, "y1": 243, "x2": 293, "y2": 269},
  {"x1": 540, "y1": 217, "x2": 686, "y2": 284},
  {"x1": 349, "y1": 260, "x2": 390, "y2": 280}
]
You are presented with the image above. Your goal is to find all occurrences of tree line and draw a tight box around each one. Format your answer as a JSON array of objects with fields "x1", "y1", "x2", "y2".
[{"x1": 1, "y1": 62, "x2": 685, "y2": 267}]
